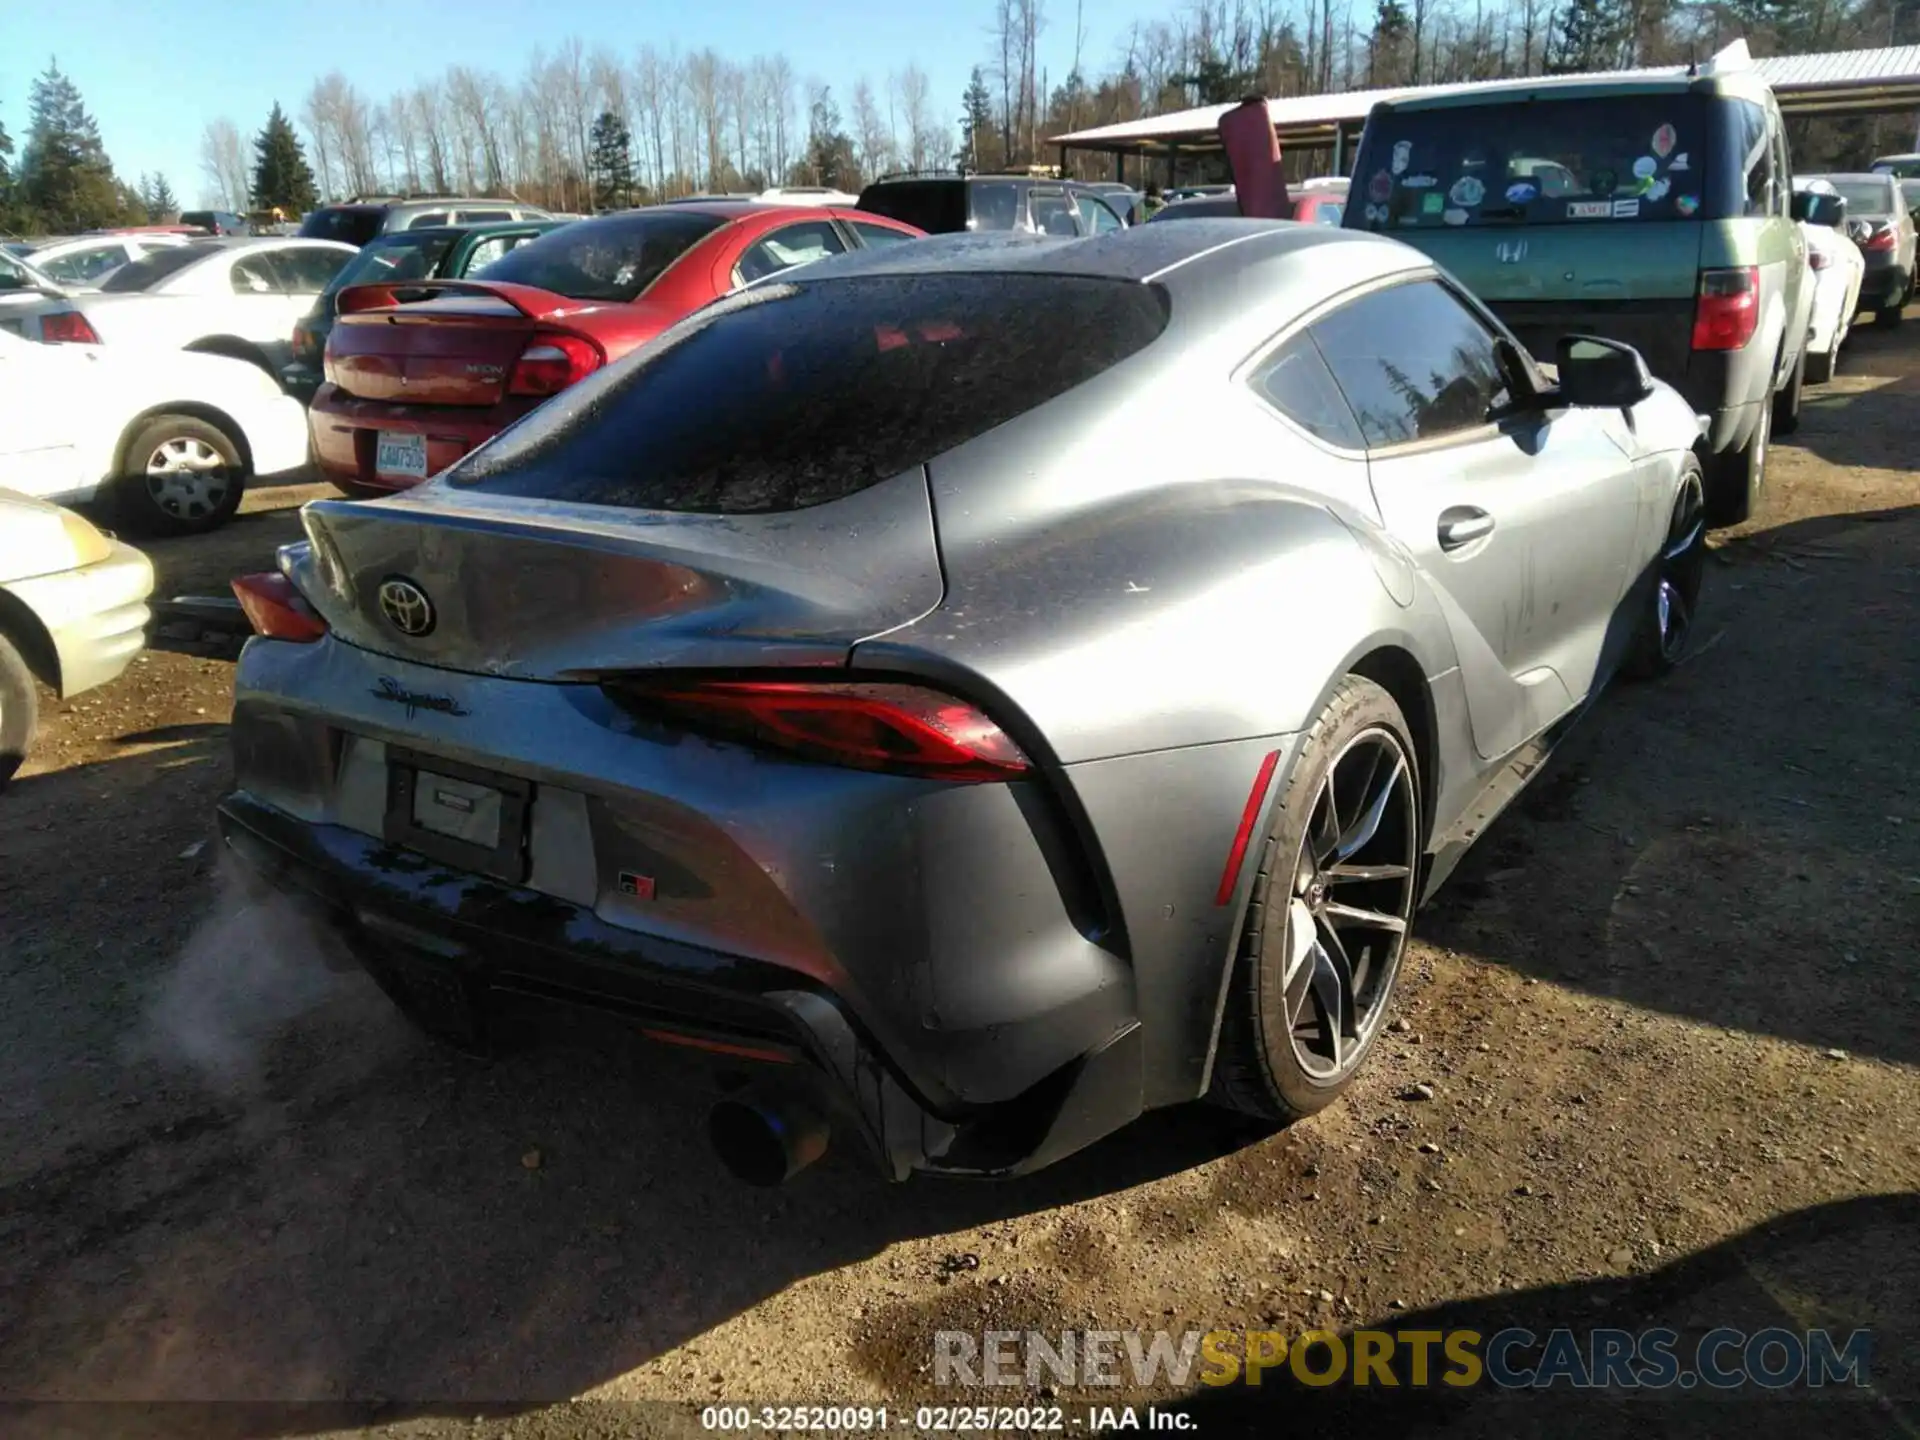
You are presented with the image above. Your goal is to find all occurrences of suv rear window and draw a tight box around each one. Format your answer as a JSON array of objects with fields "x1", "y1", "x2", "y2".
[
  {"x1": 857, "y1": 181, "x2": 968, "y2": 234},
  {"x1": 472, "y1": 211, "x2": 725, "y2": 302},
  {"x1": 1827, "y1": 178, "x2": 1898, "y2": 217},
  {"x1": 97, "y1": 243, "x2": 218, "y2": 291},
  {"x1": 452, "y1": 273, "x2": 1170, "y2": 514},
  {"x1": 1350, "y1": 94, "x2": 1712, "y2": 230},
  {"x1": 298, "y1": 206, "x2": 387, "y2": 246},
  {"x1": 326, "y1": 233, "x2": 458, "y2": 298}
]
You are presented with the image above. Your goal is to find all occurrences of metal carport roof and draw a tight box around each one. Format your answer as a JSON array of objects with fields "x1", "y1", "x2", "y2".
[{"x1": 1052, "y1": 43, "x2": 1920, "y2": 157}]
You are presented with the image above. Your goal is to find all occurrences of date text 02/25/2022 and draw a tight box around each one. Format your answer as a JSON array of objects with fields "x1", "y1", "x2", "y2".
[{"x1": 700, "y1": 1404, "x2": 1193, "y2": 1431}]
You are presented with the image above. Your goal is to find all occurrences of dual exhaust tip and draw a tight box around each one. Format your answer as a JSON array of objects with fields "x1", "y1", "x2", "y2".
[{"x1": 707, "y1": 1089, "x2": 830, "y2": 1186}]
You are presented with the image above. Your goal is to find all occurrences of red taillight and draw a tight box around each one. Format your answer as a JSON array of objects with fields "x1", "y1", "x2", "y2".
[
  {"x1": 232, "y1": 572, "x2": 327, "y2": 643},
  {"x1": 508, "y1": 333, "x2": 604, "y2": 397},
  {"x1": 1691, "y1": 267, "x2": 1760, "y2": 352},
  {"x1": 1808, "y1": 250, "x2": 1832, "y2": 272},
  {"x1": 41, "y1": 310, "x2": 101, "y2": 344},
  {"x1": 613, "y1": 679, "x2": 1030, "y2": 782},
  {"x1": 291, "y1": 323, "x2": 319, "y2": 361},
  {"x1": 1863, "y1": 224, "x2": 1897, "y2": 252}
]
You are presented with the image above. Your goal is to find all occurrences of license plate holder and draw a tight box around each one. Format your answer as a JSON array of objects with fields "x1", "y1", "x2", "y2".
[
  {"x1": 375, "y1": 430, "x2": 429, "y2": 480},
  {"x1": 384, "y1": 747, "x2": 530, "y2": 884}
]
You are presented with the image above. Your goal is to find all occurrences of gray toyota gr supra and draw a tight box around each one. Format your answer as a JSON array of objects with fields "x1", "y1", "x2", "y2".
[{"x1": 219, "y1": 220, "x2": 1707, "y2": 1184}]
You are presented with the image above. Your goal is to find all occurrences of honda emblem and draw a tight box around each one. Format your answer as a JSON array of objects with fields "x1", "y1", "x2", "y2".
[{"x1": 1496, "y1": 240, "x2": 1528, "y2": 264}]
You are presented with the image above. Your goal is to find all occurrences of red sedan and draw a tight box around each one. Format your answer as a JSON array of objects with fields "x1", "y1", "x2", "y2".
[{"x1": 308, "y1": 202, "x2": 923, "y2": 495}]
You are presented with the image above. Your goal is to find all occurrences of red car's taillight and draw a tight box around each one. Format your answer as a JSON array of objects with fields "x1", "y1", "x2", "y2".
[
  {"x1": 1691, "y1": 266, "x2": 1760, "y2": 351},
  {"x1": 41, "y1": 310, "x2": 101, "y2": 344},
  {"x1": 1863, "y1": 224, "x2": 1898, "y2": 252},
  {"x1": 291, "y1": 323, "x2": 319, "y2": 361},
  {"x1": 610, "y1": 679, "x2": 1031, "y2": 782},
  {"x1": 232, "y1": 573, "x2": 327, "y2": 643},
  {"x1": 508, "y1": 333, "x2": 604, "y2": 397}
]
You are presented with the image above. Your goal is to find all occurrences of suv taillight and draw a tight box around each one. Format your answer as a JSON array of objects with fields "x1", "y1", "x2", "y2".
[
  {"x1": 41, "y1": 310, "x2": 101, "y2": 344},
  {"x1": 508, "y1": 333, "x2": 604, "y2": 397},
  {"x1": 291, "y1": 322, "x2": 319, "y2": 361},
  {"x1": 1691, "y1": 267, "x2": 1759, "y2": 352},
  {"x1": 1863, "y1": 224, "x2": 1897, "y2": 252}
]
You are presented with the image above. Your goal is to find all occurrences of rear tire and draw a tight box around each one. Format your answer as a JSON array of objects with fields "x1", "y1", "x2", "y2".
[
  {"x1": 116, "y1": 415, "x2": 247, "y2": 536},
  {"x1": 0, "y1": 630, "x2": 39, "y2": 791},
  {"x1": 1209, "y1": 676, "x2": 1421, "y2": 1123},
  {"x1": 1805, "y1": 327, "x2": 1837, "y2": 384},
  {"x1": 1704, "y1": 399, "x2": 1770, "y2": 528},
  {"x1": 1771, "y1": 345, "x2": 1804, "y2": 436}
]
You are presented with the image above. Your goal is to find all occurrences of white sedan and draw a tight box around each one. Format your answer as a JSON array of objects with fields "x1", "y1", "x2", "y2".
[
  {"x1": 0, "y1": 327, "x2": 309, "y2": 534},
  {"x1": 0, "y1": 488, "x2": 153, "y2": 789},
  {"x1": 1801, "y1": 220, "x2": 1865, "y2": 383},
  {"x1": 17, "y1": 232, "x2": 194, "y2": 289},
  {"x1": 1, "y1": 237, "x2": 354, "y2": 377}
]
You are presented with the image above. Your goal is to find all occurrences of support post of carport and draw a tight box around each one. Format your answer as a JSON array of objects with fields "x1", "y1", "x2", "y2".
[
  {"x1": 1115, "y1": 151, "x2": 1125, "y2": 183},
  {"x1": 1332, "y1": 126, "x2": 1346, "y2": 178}
]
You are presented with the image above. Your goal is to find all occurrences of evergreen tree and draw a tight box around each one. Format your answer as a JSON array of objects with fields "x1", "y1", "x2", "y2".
[
  {"x1": 957, "y1": 67, "x2": 995, "y2": 172},
  {"x1": 145, "y1": 171, "x2": 178, "y2": 221},
  {"x1": 251, "y1": 103, "x2": 316, "y2": 215},
  {"x1": 1368, "y1": 0, "x2": 1414, "y2": 84},
  {"x1": 19, "y1": 59, "x2": 123, "y2": 231},
  {"x1": 589, "y1": 109, "x2": 635, "y2": 210},
  {"x1": 1549, "y1": 0, "x2": 1630, "y2": 73},
  {"x1": 0, "y1": 116, "x2": 15, "y2": 231},
  {"x1": 805, "y1": 88, "x2": 858, "y2": 190}
]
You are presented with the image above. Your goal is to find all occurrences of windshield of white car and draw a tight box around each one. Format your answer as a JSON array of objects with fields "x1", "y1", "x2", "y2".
[{"x1": 97, "y1": 243, "x2": 222, "y2": 292}]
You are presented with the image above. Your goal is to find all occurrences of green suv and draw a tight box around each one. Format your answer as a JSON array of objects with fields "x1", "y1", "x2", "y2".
[{"x1": 1343, "y1": 51, "x2": 1814, "y2": 525}]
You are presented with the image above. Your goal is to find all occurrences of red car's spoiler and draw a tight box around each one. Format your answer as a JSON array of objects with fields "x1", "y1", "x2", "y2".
[
  {"x1": 1217, "y1": 96, "x2": 1292, "y2": 220},
  {"x1": 334, "y1": 278, "x2": 582, "y2": 323}
]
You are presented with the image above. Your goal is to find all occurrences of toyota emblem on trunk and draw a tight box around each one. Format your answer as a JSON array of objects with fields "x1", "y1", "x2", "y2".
[
  {"x1": 378, "y1": 577, "x2": 435, "y2": 637},
  {"x1": 1496, "y1": 240, "x2": 1528, "y2": 264}
]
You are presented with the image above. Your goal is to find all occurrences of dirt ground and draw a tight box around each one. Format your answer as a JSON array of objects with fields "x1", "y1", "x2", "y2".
[{"x1": 1, "y1": 316, "x2": 1916, "y2": 1440}]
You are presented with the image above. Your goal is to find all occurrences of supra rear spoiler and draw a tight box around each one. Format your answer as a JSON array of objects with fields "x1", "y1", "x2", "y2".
[{"x1": 333, "y1": 278, "x2": 578, "y2": 322}]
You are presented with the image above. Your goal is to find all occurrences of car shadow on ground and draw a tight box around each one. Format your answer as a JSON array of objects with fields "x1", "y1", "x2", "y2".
[
  {"x1": 1160, "y1": 1190, "x2": 1919, "y2": 1437},
  {"x1": 1421, "y1": 501, "x2": 1919, "y2": 1069}
]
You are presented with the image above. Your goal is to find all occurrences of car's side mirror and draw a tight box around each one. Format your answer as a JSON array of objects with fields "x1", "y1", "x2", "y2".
[{"x1": 1556, "y1": 335, "x2": 1654, "y2": 409}]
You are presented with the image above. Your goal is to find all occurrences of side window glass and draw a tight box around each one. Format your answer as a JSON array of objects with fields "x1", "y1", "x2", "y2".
[
  {"x1": 461, "y1": 209, "x2": 514, "y2": 223},
  {"x1": 1740, "y1": 101, "x2": 1773, "y2": 218},
  {"x1": 1251, "y1": 331, "x2": 1365, "y2": 449},
  {"x1": 1310, "y1": 280, "x2": 1510, "y2": 447},
  {"x1": 1075, "y1": 195, "x2": 1123, "y2": 234},
  {"x1": 230, "y1": 255, "x2": 284, "y2": 295},
  {"x1": 733, "y1": 220, "x2": 848, "y2": 286},
  {"x1": 462, "y1": 237, "x2": 514, "y2": 274},
  {"x1": 409, "y1": 212, "x2": 449, "y2": 229},
  {"x1": 969, "y1": 183, "x2": 1020, "y2": 231},
  {"x1": 1030, "y1": 190, "x2": 1079, "y2": 236},
  {"x1": 850, "y1": 220, "x2": 913, "y2": 248}
]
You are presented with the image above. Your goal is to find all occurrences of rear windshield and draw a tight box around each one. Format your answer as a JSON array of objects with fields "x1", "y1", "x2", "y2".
[
  {"x1": 451, "y1": 273, "x2": 1170, "y2": 514},
  {"x1": 1903, "y1": 179, "x2": 1920, "y2": 212},
  {"x1": 97, "y1": 243, "x2": 217, "y2": 291},
  {"x1": 472, "y1": 211, "x2": 726, "y2": 302},
  {"x1": 1350, "y1": 94, "x2": 1711, "y2": 230},
  {"x1": 1828, "y1": 178, "x2": 1898, "y2": 217},
  {"x1": 858, "y1": 181, "x2": 968, "y2": 234},
  {"x1": 298, "y1": 206, "x2": 387, "y2": 246},
  {"x1": 327, "y1": 233, "x2": 458, "y2": 298}
]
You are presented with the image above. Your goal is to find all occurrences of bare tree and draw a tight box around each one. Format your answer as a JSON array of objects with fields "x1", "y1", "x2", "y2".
[
  {"x1": 684, "y1": 49, "x2": 728, "y2": 189},
  {"x1": 632, "y1": 45, "x2": 674, "y2": 196},
  {"x1": 896, "y1": 64, "x2": 933, "y2": 169},
  {"x1": 851, "y1": 78, "x2": 892, "y2": 184},
  {"x1": 766, "y1": 54, "x2": 796, "y2": 181},
  {"x1": 199, "y1": 118, "x2": 250, "y2": 210},
  {"x1": 412, "y1": 82, "x2": 451, "y2": 194}
]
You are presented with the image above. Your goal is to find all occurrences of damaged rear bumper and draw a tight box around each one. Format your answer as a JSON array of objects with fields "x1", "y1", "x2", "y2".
[{"x1": 216, "y1": 789, "x2": 1146, "y2": 1180}]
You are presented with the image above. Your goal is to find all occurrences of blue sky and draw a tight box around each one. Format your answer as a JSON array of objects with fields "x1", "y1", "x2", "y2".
[{"x1": 2, "y1": 0, "x2": 1147, "y2": 204}]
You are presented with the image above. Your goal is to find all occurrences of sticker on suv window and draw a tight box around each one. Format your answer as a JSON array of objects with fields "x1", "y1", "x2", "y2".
[
  {"x1": 1567, "y1": 200, "x2": 1611, "y2": 219},
  {"x1": 1651, "y1": 124, "x2": 1678, "y2": 158}
]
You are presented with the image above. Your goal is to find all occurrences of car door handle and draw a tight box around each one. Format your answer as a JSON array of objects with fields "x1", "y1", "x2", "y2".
[{"x1": 1438, "y1": 507, "x2": 1495, "y2": 551}]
